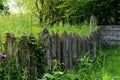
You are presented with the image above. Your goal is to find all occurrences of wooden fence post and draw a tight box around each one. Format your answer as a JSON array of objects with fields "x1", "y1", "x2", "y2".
[
  {"x1": 18, "y1": 33, "x2": 30, "y2": 72},
  {"x1": 28, "y1": 34, "x2": 38, "y2": 78},
  {"x1": 61, "y1": 31, "x2": 69, "y2": 69},
  {"x1": 68, "y1": 33, "x2": 73, "y2": 68},
  {"x1": 55, "y1": 33, "x2": 61, "y2": 63},
  {"x1": 71, "y1": 33, "x2": 77, "y2": 65},
  {"x1": 5, "y1": 33, "x2": 11, "y2": 54},
  {"x1": 39, "y1": 28, "x2": 52, "y2": 69},
  {"x1": 51, "y1": 31, "x2": 56, "y2": 68}
]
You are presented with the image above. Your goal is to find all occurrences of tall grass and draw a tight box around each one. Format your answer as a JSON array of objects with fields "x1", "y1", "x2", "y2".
[
  {"x1": 63, "y1": 47, "x2": 120, "y2": 80},
  {"x1": 49, "y1": 22, "x2": 98, "y2": 35},
  {"x1": 0, "y1": 13, "x2": 98, "y2": 38},
  {"x1": 0, "y1": 13, "x2": 39, "y2": 37}
]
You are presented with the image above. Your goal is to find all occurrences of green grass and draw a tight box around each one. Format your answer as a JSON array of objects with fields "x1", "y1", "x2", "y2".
[
  {"x1": 0, "y1": 13, "x2": 97, "y2": 39},
  {"x1": 65, "y1": 47, "x2": 120, "y2": 80},
  {"x1": 48, "y1": 23, "x2": 97, "y2": 35},
  {"x1": 0, "y1": 13, "x2": 39, "y2": 37},
  {"x1": 50, "y1": 47, "x2": 120, "y2": 80},
  {"x1": 101, "y1": 47, "x2": 120, "y2": 80}
]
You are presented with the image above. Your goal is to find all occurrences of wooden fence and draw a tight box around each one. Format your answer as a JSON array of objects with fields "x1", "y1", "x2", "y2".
[
  {"x1": 0, "y1": 27, "x2": 101, "y2": 77},
  {"x1": 100, "y1": 25, "x2": 120, "y2": 46},
  {"x1": 1, "y1": 25, "x2": 120, "y2": 78},
  {"x1": 39, "y1": 28, "x2": 101, "y2": 69}
]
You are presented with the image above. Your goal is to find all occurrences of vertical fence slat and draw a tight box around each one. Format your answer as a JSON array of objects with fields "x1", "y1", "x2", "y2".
[
  {"x1": 56, "y1": 33, "x2": 61, "y2": 63},
  {"x1": 61, "y1": 31, "x2": 69, "y2": 68},
  {"x1": 5, "y1": 33, "x2": 13, "y2": 55},
  {"x1": 28, "y1": 34, "x2": 37, "y2": 78},
  {"x1": 46, "y1": 34, "x2": 52, "y2": 69},
  {"x1": 71, "y1": 33, "x2": 77, "y2": 65},
  {"x1": 68, "y1": 33, "x2": 72, "y2": 68}
]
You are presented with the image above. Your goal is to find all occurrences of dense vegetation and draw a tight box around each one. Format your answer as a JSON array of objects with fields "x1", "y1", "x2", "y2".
[
  {"x1": 35, "y1": 0, "x2": 120, "y2": 26},
  {"x1": 0, "y1": 0, "x2": 120, "y2": 80},
  {"x1": 0, "y1": 0, "x2": 4, "y2": 11},
  {"x1": 0, "y1": 0, "x2": 9, "y2": 13}
]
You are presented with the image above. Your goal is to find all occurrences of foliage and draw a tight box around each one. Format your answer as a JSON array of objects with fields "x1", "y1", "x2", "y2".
[
  {"x1": 0, "y1": 0, "x2": 4, "y2": 11},
  {"x1": 39, "y1": 50, "x2": 107, "y2": 80},
  {"x1": 34, "y1": 0, "x2": 120, "y2": 26},
  {"x1": 60, "y1": 47, "x2": 120, "y2": 80},
  {"x1": 0, "y1": 0, "x2": 9, "y2": 13},
  {"x1": 4, "y1": 0, "x2": 120, "y2": 26},
  {"x1": 68, "y1": 51, "x2": 105, "y2": 80},
  {"x1": 40, "y1": 59, "x2": 64, "y2": 80},
  {"x1": 29, "y1": 38, "x2": 47, "y2": 77}
]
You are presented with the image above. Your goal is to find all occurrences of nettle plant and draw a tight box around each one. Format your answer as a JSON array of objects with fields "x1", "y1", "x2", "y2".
[
  {"x1": 40, "y1": 59, "x2": 64, "y2": 80},
  {"x1": 28, "y1": 36, "x2": 47, "y2": 78}
]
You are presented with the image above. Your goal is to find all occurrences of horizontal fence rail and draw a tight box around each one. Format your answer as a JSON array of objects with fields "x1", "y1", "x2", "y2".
[{"x1": 100, "y1": 25, "x2": 120, "y2": 46}]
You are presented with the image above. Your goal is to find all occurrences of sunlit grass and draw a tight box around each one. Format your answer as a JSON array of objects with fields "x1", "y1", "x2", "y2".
[
  {"x1": 49, "y1": 23, "x2": 98, "y2": 35},
  {"x1": 0, "y1": 13, "x2": 36, "y2": 37},
  {"x1": 102, "y1": 47, "x2": 120, "y2": 79},
  {"x1": 0, "y1": 13, "x2": 97, "y2": 39},
  {"x1": 60, "y1": 47, "x2": 120, "y2": 80}
]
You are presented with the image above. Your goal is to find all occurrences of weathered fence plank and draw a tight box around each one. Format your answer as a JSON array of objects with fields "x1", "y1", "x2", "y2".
[
  {"x1": 56, "y1": 33, "x2": 61, "y2": 63},
  {"x1": 18, "y1": 34, "x2": 30, "y2": 67},
  {"x1": 102, "y1": 25, "x2": 120, "y2": 31},
  {"x1": 100, "y1": 25, "x2": 120, "y2": 45}
]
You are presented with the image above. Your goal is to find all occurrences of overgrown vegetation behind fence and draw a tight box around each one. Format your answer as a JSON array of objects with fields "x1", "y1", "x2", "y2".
[{"x1": 0, "y1": 27, "x2": 101, "y2": 79}]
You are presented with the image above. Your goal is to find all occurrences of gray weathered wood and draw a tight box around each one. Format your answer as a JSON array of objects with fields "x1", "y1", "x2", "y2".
[
  {"x1": 101, "y1": 25, "x2": 120, "y2": 31},
  {"x1": 100, "y1": 25, "x2": 120, "y2": 45},
  {"x1": 56, "y1": 33, "x2": 61, "y2": 62},
  {"x1": 68, "y1": 33, "x2": 73, "y2": 68}
]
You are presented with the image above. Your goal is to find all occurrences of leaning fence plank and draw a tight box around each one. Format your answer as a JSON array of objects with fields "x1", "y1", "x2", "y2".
[
  {"x1": 46, "y1": 34, "x2": 52, "y2": 69},
  {"x1": 28, "y1": 34, "x2": 37, "y2": 77},
  {"x1": 61, "y1": 31, "x2": 69, "y2": 68},
  {"x1": 51, "y1": 32, "x2": 56, "y2": 59},
  {"x1": 5, "y1": 33, "x2": 12, "y2": 55},
  {"x1": 56, "y1": 33, "x2": 61, "y2": 62},
  {"x1": 86, "y1": 36, "x2": 90, "y2": 52},
  {"x1": 71, "y1": 33, "x2": 77, "y2": 65},
  {"x1": 18, "y1": 34, "x2": 30, "y2": 68},
  {"x1": 68, "y1": 33, "x2": 73, "y2": 68}
]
